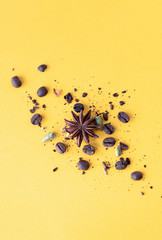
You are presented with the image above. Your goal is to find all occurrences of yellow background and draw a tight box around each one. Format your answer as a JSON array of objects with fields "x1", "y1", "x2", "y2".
[{"x1": 0, "y1": 0, "x2": 162, "y2": 239}]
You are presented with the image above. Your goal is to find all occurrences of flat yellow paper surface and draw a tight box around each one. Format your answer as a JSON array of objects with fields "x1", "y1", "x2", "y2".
[{"x1": 0, "y1": 1, "x2": 162, "y2": 239}]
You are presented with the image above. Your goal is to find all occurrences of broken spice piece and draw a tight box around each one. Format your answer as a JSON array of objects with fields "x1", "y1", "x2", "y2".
[
  {"x1": 103, "y1": 112, "x2": 108, "y2": 121},
  {"x1": 82, "y1": 92, "x2": 88, "y2": 97},
  {"x1": 64, "y1": 92, "x2": 73, "y2": 103},
  {"x1": 38, "y1": 64, "x2": 47, "y2": 72},
  {"x1": 110, "y1": 104, "x2": 114, "y2": 110},
  {"x1": 53, "y1": 88, "x2": 60, "y2": 96}
]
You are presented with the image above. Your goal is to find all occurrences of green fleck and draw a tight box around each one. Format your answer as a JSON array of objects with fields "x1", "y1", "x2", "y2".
[
  {"x1": 95, "y1": 116, "x2": 103, "y2": 130},
  {"x1": 115, "y1": 144, "x2": 122, "y2": 157},
  {"x1": 42, "y1": 132, "x2": 56, "y2": 142}
]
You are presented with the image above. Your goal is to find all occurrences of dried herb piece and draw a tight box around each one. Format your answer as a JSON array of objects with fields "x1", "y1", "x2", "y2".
[{"x1": 53, "y1": 167, "x2": 58, "y2": 172}]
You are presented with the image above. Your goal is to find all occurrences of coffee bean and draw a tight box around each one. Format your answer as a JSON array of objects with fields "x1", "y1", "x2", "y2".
[
  {"x1": 38, "y1": 64, "x2": 47, "y2": 72},
  {"x1": 103, "y1": 123, "x2": 115, "y2": 134},
  {"x1": 120, "y1": 142, "x2": 128, "y2": 150},
  {"x1": 55, "y1": 142, "x2": 66, "y2": 154},
  {"x1": 103, "y1": 137, "x2": 116, "y2": 147},
  {"x1": 103, "y1": 112, "x2": 108, "y2": 121},
  {"x1": 119, "y1": 101, "x2": 125, "y2": 106},
  {"x1": 115, "y1": 160, "x2": 127, "y2": 170},
  {"x1": 31, "y1": 113, "x2": 42, "y2": 125},
  {"x1": 118, "y1": 112, "x2": 130, "y2": 123},
  {"x1": 131, "y1": 171, "x2": 143, "y2": 180},
  {"x1": 64, "y1": 92, "x2": 73, "y2": 103},
  {"x1": 82, "y1": 145, "x2": 95, "y2": 155},
  {"x1": 82, "y1": 92, "x2": 87, "y2": 97},
  {"x1": 37, "y1": 86, "x2": 48, "y2": 97},
  {"x1": 77, "y1": 160, "x2": 90, "y2": 170},
  {"x1": 11, "y1": 76, "x2": 22, "y2": 88},
  {"x1": 73, "y1": 103, "x2": 84, "y2": 113}
]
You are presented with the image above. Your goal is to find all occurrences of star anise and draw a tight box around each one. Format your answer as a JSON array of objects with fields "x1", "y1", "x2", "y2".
[{"x1": 64, "y1": 110, "x2": 99, "y2": 147}]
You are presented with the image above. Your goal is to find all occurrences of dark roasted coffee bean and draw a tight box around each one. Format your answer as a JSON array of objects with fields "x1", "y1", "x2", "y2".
[
  {"x1": 103, "y1": 112, "x2": 108, "y2": 121},
  {"x1": 37, "y1": 86, "x2": 48, "y2": 97},
  {"x1": 64, "y1": 92, "x2": 73, "y2": 103},
  {"x1": 103, "y1": 123, "x2": 115, "y2": 134},
  {"x1": 103, "y1": 137, "x2": 116, "y2": 147},
  {"x1": 38, "y1": 64, "x2": 47, "y2": 72},
  {"x1": 115, "y1": 160, "x2": 127, "y2": 170},
  {"x1": 118, "y1": 112, "x2": 130, "y2": 123},
  {"x1": 82, "y1": 145, "x2": 95, "y2": 155},
  {"x1": 73, "y1": 103, "x2": 84, "y2": 113},
  {"x1": 113, "y1": 93, "x2": 118, "y2": 97},
  {"x1": 11, "y1": 76, "x2": 22, "y2": 88},
  {"x1": 31, "y1": 113, "x2": 42, "y2": 125},
  {"x1": 125, "y1": 158, "x2": 130, "y2": 165},
  {"x1": 82, "y1": 92, "x2": 87, "y2": 97},
  {"x1": 119, "y1": 101, "x2": 125, "y2": 106},
  {"x1": 131, "y1": 171, "x2": 143, "y2": 180},
  {"x1": 77, "y1": 160, "x2": 90, "y2": 170},
  {"x1": 120, "y1": 142, "x2": 128, "y2": 150},
  {"x1": 110, "y1": 104, "x2": 114, "y2": 110},
  {"x1": 55, "y1": 142, "x2": 66, "y2": 154}
]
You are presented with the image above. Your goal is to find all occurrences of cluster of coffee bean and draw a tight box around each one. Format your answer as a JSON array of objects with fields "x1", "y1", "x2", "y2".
[
  {"x1": 11, "y1": 67, "x2": 143, "y2": 181},
  {"x1": 72, "y1": 103, "x2": 143, "y2": 180}
]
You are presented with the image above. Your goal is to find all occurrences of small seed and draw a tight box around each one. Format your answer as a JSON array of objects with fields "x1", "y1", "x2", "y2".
[
  {"x1": 42, "y1": 132, "x2": 56, "y2": 142},
  {"x1": 95, "y1": 116, "x2": 103, "y2": 130},
  {"x1": 115, "y1": 144, "x2": 122, "y2": 157}
]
